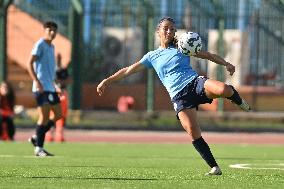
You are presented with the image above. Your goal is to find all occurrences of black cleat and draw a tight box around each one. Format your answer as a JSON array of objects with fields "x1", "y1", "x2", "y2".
[
  {"x1": 238, "y1": 99, "x2": 251, "y2": 112},
  {"x1": 43, "y1": 149, "x2": 54, "y2": 156}
]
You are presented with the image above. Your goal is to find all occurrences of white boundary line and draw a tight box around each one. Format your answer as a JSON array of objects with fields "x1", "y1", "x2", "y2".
[{"x1": 230, "y1": 163, "x2": 284, "y2": 170}]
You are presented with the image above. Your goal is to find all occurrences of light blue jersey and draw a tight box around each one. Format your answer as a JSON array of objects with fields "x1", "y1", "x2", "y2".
[
  {"x1": 140, "y1": 46, "x2": 198, "y2": 99},
  {"x1": 31, "y1": 38, "x2": 56, "y2": 92}
]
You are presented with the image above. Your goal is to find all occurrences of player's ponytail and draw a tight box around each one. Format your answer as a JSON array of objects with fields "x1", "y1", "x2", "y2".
[{"x1": 171, "y1": 36, "x2": 178, "y2": 48}]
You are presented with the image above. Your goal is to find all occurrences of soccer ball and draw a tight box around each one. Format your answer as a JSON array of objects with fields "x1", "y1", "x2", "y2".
[{"x1": 178, "y1": 32, "x2": 202, "y2": 56}]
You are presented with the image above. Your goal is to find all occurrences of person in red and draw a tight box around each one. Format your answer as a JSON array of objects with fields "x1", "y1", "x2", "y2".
[
  {"x1": 45, "y1": 53, "x2": 69, "y2": 142},
  {"x1": 0, "y1": 81, "x2": 16, "y2": 141},
  {"x1": 117, "y1": 96, "x2": 135, "y2": 113}
]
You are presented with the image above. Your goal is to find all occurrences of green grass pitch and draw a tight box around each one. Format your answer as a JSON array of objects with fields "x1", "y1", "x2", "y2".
[{"x1": 0, "y1": 142, "x2": 283, "y2": 189}]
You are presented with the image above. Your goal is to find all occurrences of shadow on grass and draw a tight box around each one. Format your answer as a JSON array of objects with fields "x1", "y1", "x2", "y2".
[
  {"x1": 0, "y1": 175, "x2": 159, "y2": 181},
  {"x1": 32, "y1": 176, "x2": 159, "y2": 181},
  {"x1": 0, "y1": 175, "x2": 203, "y2": 181}
]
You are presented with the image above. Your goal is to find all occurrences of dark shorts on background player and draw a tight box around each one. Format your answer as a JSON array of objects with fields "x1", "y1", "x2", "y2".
[
  {"x1": 171, "y1": 76, "x2": 213, "y2": 119},
  {"x1": 33, "y1": 91, "x2": 60, "y2": 106}
]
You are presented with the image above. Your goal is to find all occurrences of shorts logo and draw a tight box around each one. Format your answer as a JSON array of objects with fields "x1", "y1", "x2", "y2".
[
  {"x1": 196, "y1": 77, "x2": 205, "y2": 94},
  {"x1": 173, "y1": 102, "x2": 178, "y2": 111},
  {"x1": 48, "y1": 94, "x2": 54, "y2": 102}
]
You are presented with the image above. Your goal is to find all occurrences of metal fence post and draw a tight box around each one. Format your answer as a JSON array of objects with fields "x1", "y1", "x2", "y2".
[
  {"x1": 0, "y1": 0, "x2": 11, "y2": 83},
  {"x1": 142, "y1": 1, "x2": 155, "y2": 113},
  {"x1": 212, "y1": 0, "x2": 225, "y2": 113},
  {"x1": 68, "y1": 0, "x2": 83, "y2": 110},
  {"x1": 146, "y1": 14, "x2": 155, "y2": 113},
  {"x1": 217, "y1": 18, "x2": 225, "y2": 112}
]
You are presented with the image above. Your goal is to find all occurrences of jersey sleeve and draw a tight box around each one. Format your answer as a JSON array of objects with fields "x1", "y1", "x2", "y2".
[
  {"x1": 139, "y1": 52, "x2": 153, "y2": 68},
  {"x1": 31, "y1": 41, "x2": 42, "y2": 57}
]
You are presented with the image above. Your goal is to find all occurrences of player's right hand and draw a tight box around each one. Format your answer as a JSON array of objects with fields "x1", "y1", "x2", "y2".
[
  {"x1": 97, "y1": 80, "x2": 107, "y2": 96},
  {"x1": 35, "y1": 81, "x2": 44, "y2": 93}
]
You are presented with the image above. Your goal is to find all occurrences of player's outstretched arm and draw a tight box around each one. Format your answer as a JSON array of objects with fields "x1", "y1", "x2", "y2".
[
  {"x1": 97, "y1": 62, "x2": 145, "y2": 96},
  {"x1": 194, "y1": 51, "x2": 235, "y2": 76}
]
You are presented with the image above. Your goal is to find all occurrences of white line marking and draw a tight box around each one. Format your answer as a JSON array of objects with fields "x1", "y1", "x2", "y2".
[
  {"x1": 229, "y1": 164, "x2": 252, "y2": 169},
  {"x1": 230, "y1": 163, "x2": 284, "y2": 170}
]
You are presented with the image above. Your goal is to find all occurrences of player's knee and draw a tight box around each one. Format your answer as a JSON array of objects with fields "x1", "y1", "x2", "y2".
[
  {"x1": 217, "y1": 84, "x2": 232, "y2": 96},
  {"x1": 54, "y1": 112, "x2": 62, "y2": 121},
  {"x1": 38, "y1": 118, "x2": 49, "y2": 125}
]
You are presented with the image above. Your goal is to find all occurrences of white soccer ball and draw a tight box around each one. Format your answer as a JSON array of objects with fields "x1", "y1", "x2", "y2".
[{"x1": 178, "y1": 32, "x2": 202, "y2": 56}]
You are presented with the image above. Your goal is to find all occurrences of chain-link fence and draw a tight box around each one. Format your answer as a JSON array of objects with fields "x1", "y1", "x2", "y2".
[
  {"x1": 10, "y1": 0, "x2": 284, "y2": 87},
  {"x1": 4, "y1": 0, "x2": 284, "y2": 111}
]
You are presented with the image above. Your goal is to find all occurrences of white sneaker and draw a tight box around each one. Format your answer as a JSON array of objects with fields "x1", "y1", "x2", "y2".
[
  {"x1": 205, "y1": 166, "x2": 222, "y2": 176},
  {"x1": 238, "y1": 99, "x2": 251, "y2": 112},
  {"x1": 34, "y1": 147, "x2": 54, "y2": 157}
]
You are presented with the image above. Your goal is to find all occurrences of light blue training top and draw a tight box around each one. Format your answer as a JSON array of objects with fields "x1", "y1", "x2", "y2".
[
  {"x1": 140, "y1": 46, "x2": 198, "y2": 99},
  {"x1": 31, "y1": 38, "x2": 56, "y2": 92}
]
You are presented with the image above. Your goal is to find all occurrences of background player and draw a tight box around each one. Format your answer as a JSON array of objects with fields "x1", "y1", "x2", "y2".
[
  {"x1": 26, "y1": 21, "x2": 62, "y2": 156},
  {"x1": 46, "y1": 53, "x2": 70, "y2": 142}
]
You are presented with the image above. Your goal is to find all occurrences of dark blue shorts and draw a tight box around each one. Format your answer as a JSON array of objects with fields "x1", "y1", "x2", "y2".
[
  {"x1": 171, "y1": 76, "x2": 213, "y2": 118},
  {"x1": 33, "y1": 91, "x2": 60, "y2": 106}
]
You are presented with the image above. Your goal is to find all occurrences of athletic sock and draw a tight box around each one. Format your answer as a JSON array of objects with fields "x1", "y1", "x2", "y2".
[
  {"x1": 192, "y1": 136, "x2": 218, "y2": 168},
  {"x1": 226, "y1": 85, "x2": 242, "y2": 105},
  {"x1": 35, "y1": 146, "x2": 43, "y2": 152},
  {"x1": 36, "y1": 125, "x2": 46, "y2": 148},
  {"x1": 44, "y1": 120, "x2": 55, "y2": 133}
]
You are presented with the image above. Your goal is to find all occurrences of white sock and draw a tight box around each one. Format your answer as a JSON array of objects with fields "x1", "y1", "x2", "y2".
[{"x1": 35, "y1": 146, "x2": 43, "y2": 152}]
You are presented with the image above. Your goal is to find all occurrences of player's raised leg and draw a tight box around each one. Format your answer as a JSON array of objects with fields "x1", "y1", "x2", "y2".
[{"x1": 204, "y1": 79, "x2": 251, "y2": 111}]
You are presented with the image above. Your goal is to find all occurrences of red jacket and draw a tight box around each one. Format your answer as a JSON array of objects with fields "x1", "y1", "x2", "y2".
[{"x1": 0, "y1": 96, "x2": 14, "y2": 117}]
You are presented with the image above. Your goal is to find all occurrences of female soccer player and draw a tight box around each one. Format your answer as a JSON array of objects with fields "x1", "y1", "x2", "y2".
[
  {"x1": 97, "y1": 17, "x2": 250, "y2": 175},
  {"x1": 26, "y1": 21, "x2": 62, "y2": 156}
]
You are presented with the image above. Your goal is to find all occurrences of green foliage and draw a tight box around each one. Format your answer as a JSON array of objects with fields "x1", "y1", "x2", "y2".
[{"x1": 0, "y1": 142, "x2": 283, "y2": 189}]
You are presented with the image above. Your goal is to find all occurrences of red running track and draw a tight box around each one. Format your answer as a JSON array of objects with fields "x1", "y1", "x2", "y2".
[{"x1": 12, "y1": 129, "x2": 284, "y2": 145}]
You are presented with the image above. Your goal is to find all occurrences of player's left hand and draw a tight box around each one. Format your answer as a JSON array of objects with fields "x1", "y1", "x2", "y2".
[{"x1": 225, "y1": 62, "x2": 235, "y2": 76}]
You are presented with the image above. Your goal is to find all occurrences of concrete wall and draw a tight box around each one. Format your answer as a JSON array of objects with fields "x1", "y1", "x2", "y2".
[{"x1": 14, "y1": 83, "x2": 284, "y2": 112}]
